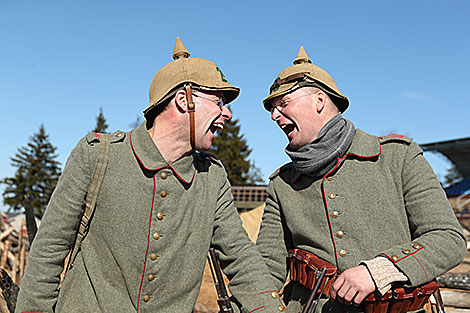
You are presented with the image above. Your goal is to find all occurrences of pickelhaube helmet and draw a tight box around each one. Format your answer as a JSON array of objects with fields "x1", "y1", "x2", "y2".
[
  {"x1": 144, "y1": 37, "x2": 240, "y2": 118},
  {"x1": 263, "y1": 46, "x2": 349, "y2": 113}
]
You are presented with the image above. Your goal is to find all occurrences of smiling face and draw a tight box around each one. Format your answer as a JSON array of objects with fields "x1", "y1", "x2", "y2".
[
  {"x1": 270, "y1": 87, "x2": 327, "y2": 150},
  {"x1": 193, "y1": 90, "x2": 232, "y2": 151}
]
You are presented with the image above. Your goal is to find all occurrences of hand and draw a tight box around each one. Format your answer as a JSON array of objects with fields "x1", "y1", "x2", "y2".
[{"x1": 329, "y1": 265, "x2": 375, "y2": 307}]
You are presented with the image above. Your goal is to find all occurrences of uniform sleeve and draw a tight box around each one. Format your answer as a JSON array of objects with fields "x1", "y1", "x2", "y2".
[
  {"x1": 210, "y1": 173, "x2": 286, "y2": 313},
  {"x1": 256, "y1": 181, "x2": 292, "y2": 291},
  {"x1": 15, "y1": 138, "x2": 92, "y2": 313},
  {"x1": 377, "y1": 142, "x2": 466, "y2": 287}
]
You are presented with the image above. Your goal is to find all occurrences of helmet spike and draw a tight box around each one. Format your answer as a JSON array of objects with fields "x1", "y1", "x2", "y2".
[
  {"x1": 293, "y1": 46, "x2": 311, "y2": 65},
  {"x1": 173, "y1": 37, "x2": 190, "y2": 60}
]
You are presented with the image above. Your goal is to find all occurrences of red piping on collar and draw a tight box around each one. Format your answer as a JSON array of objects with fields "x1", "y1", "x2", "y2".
[
  {"x1": 130, "y1": 130, "x2": 167, "y2": 172},
  {"x1": 130, "y1": 130, "x2": 196, "y2": 184},
  {"x1": 321, "y1": 138, "x2": 382, "y2": 269},
  {"x1": 93, "y1": 132, "x2": 100, "y2": 138},
  {"x1": 169, "y1": 164, "x2": 196, "y2": 184},
  {"x1": 137, "y1": 175, "x2": 157, "y2": 312}
]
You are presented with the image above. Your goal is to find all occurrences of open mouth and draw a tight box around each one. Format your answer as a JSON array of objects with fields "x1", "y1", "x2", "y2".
[
  {"x1": 281, "y1": 123, "x2": 295, "y2": 136},
  {"x1": 209, "y1": 122, "x2": 224, "y2": 133}
]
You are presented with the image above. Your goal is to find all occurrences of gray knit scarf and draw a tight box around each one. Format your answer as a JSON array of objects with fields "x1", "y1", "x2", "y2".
[{"x1": 285, "y1": 114, "x2": 356, "y2": 178}]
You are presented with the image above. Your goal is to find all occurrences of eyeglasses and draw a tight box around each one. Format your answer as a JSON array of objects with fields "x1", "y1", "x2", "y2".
[
  {"x1": 192, "y1": 92, "x2": 225, "y2": 109},
  {"x1": 271, "y1": 91, "x2": 318, "y2": 113}
]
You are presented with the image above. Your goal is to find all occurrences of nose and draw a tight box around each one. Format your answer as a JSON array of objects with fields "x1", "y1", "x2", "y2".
[
  {"x1": 221, "y1": 105, "x2": 232, "y2": 120},
  {"x1": 271, "y1": 107, "x2": 281, "y2": 121}
]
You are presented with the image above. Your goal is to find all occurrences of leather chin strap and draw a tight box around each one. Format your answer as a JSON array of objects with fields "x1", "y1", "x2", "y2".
[{"x1": 184, "y1": 84, "x2": 196, "y2": 150}]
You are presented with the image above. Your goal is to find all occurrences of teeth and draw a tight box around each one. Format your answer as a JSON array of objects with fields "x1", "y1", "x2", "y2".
[
  {"x1": 281, "y1": 125, "x2": 288, "y2": 130},
  {"x1": 212, "y1": 123, "x2": 224, "y2": 131}
]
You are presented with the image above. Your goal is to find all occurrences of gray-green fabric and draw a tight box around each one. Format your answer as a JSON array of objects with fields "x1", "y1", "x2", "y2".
[
  {"x1": 16, "y1": 123, "x2": 284, "y2": 313},
  {"x1": 257, "y1": 129, "x2": 466, "y2": 312}
]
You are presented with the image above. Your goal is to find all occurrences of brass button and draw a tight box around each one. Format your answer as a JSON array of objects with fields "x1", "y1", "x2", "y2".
[
  {"x1": 161, "y1": 191, "x2": 167, "y2": 198},
  {"x1": 277, "y1": 304, "x2": 284, "y2": 311},
  {"x1": 271, "y1": 291, "x2": 278, "y2": 299},
  {"x1": 336, "y1": 231, "x2": 344, "y2": 238},
  {"x1": 116, "y1": 132, "x2": 123, "y2": 137},
  {"x1": 148, "y1": 274, "x2": 155, "y2": 281},
  {"x1": 412, "y1": 243, "x2": 421, "y2": 249},
  {"x1": 156, "y1": 212, "x2": 164, "y2": 220},
  {"x1": 143, "y1": 295, "x2": 150, "y2": 302},
  {"x1": 153, "y1": 232, "x2": 160, "y2": 240},
  {"x1": 151, "y1": 253, "x2": 158, "y2": 261},
  {"x1": 161, "y1": 172, "x2": 168, "y2": 179},
  {"x1": 327, "y1": 176, "x2": 334, "y2": 181},
  {"x1": 391, "y1": 255, "x2": 399, "y2": 261},
  {"x1": 339, "y1": 249, "x2": 347, "y2": 257},
  {"x1": 331, "y1": 211, "x2": 339, "y2": 218},
  {"x1": 402, "y1": 248, "x2": 410, "y2": 254},
  {"x1": 328, "y1": 192, "x2": 336, "y2": 199}
]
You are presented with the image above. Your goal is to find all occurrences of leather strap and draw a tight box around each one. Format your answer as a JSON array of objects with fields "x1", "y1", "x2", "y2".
[
  {"x1": 61, "y1": 133, "x2": 111, "y2": 287},
  {"x1": 184, "y1": 84, "x2": 196, "y2": 150}
]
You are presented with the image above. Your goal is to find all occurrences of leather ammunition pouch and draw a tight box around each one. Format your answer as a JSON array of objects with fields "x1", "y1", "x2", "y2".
[
  {"x1": 287, "y1": 248, "x2": 440, "y2": 313},
  {"x1": 363, "y1": 281, "x2": 439, "y2": 313},
  {"x1": 287, "y1": 249, "x2": 338, "y2": 298}
]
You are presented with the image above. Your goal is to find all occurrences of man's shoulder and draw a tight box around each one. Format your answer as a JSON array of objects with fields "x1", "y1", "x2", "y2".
[
  {"x1": 85, "y1": 130, "x2": 127, "y2": 146},
  {"x1": 269, "y1": 163, "x2": 294, "y2": 180},
  {"x1": 194, "y1": 152, "x2": 224, "y2": 171},
  {"x1": 378, "y1": 133, "x2": 413, "y2": 145}
]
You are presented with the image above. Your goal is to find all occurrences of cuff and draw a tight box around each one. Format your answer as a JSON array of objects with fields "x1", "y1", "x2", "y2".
[{"x1": 361, "y1": 257, "x2": 408, "y2": 296}]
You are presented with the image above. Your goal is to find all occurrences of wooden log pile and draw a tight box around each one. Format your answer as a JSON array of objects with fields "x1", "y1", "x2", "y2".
[
  {"x1": 0, "y1": 213, "x2": 29, "y2": 313},
  {"x1": 0, "y1": 213, "x2": 28, "y2": 287}
]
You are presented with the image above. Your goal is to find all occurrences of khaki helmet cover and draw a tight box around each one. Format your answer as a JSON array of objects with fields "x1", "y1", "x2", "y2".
[
  {"x1": 263, "y1": 46, "x2": 349, "y2": 113},
  {"x1": 144, "y1": 37, "x2": 240, "y2": 118}
]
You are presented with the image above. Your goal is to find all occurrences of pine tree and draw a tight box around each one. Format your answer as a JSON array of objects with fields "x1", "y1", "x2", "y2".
[
  {"x1": 2, "y1": 125, "x2": 61, "y2": 217},
  {"x1": 211, "y1": 118, "x2": 263, "y2": 185},
  {"x1": 444, "y1": 166, "x2": 463, "y2": 187},
  {"x1": 129, "y1": 115, "x2": 143, "y2": 129},
  {"x1": 92, "y1": 107, "x2": 109, "y2": 133}
]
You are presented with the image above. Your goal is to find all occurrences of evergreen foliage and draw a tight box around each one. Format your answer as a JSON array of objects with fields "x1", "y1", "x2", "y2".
[
  {"x1": 1, "y1": 125, "x2": 61, "y2": 217},
  {"x1": 444, "y1": 165, "x2": 463, "y2": 187},
  {"x1": 129, "y1": 115, "x2": 143, "y2": 129},
  {"x1": 211, "y1": 118, "x2": 263, "y2": 185},
  {"x1": 92, "y1": 107, "x2": 109, "y2": 133}
]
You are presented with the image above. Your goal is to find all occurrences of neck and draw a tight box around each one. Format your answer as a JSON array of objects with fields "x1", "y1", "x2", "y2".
[{"x1": 147, "y1": 114, "x2": 192, "y2": 164}]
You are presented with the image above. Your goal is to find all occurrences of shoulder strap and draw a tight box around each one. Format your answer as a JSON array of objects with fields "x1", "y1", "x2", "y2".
[{"x1": 63, "y1": 134, "x2": 111, "y2": 278}]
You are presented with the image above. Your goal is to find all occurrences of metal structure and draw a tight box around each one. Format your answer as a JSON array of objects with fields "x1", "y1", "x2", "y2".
[
  {"x1": 421, "y1": 136, "x2": 470, "y2": 213},
  {"x1": 231, "y1": 185, "x2": 268, "y2": 210}
]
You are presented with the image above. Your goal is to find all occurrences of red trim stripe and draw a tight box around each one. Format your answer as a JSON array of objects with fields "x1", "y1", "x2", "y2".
[
  {"x1": 249, "y1": 306, "x2": 265, "y2": 312},
  {"x1": 380, "y1": 245, "x2": 423, "y2": 263},
  {"x1": 412, "y1": 254, "x2": 428, "y2": 281},
  {"x1": 130, "y1": 130, "x2": 196, "y2": 183},
  {"x1": 321, "y1": 138, "x2": 382, "y2": 269},
  {"x1": 136, "y1": 175, "x2": 157, "y2": 312}
]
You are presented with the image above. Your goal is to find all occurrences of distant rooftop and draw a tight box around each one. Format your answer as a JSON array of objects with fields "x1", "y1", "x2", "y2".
[{"x1": 420, "y1": 136, "x2": 470, "y2": 179}]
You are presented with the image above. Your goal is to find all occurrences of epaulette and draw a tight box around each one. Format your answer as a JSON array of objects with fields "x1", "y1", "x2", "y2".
[
  {"x1": 269, "y1": 163, "x2": 292, "y2": 180},
  {"x1": 379, "y1": 133, "x2": 413, "y2": 145},
  {"x1": 86, "y1": 130, "x2": 126, "y2": 145}
]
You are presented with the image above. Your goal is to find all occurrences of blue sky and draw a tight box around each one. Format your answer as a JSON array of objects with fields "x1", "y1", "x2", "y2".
[{"x1": 1, "y1": 1, "x2": 469, "y2": 211}]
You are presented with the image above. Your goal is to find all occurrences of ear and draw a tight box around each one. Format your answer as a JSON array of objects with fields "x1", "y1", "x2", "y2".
[
  {"x1": 315, "y1": 90, "x2": 326, "y2": 113},
  {"x1": 174, "y1": 89, "x2": 188, "y2": 113}
]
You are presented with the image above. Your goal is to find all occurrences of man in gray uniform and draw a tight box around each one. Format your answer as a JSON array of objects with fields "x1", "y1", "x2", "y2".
[
  {"x1": 16, "y1": 38, "x2": 285, "y2": 313},
  {"x1": 257, "y1": 46, "x2": 466, "y2": 312}
]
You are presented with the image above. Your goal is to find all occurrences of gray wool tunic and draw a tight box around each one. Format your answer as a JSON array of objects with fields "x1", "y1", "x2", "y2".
[
  {"x1": 256, "y1": 129, "x2": 466, "y2": 313},
  {"x1": 16, "y1": 123, "x2": 284, "y2": 313}
]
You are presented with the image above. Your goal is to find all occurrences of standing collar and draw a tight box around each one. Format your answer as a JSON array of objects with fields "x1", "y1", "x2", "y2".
[
  {"x1": 346, "y1": 129, "x2": 381, "y2": 158},
  {"x1": 130, "y1": 123, "x2": 196, "y2": 184},
  {"x1": 289, "y1": 129, "x2": 381, "y2": 184}
]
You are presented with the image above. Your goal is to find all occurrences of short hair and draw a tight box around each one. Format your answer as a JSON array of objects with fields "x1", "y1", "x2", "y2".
[{"x1": 145, "y1": 100, "x2": 170, "y2": 129}]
